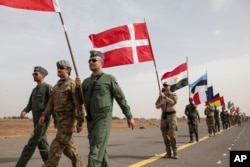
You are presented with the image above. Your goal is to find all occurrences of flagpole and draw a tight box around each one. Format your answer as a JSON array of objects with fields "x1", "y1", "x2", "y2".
[
  {"x1": 144, "y1": 19, "x2": 161, "y2": 92},
  {"x1": 57, "y1": 12, "x2": 87, "y2": 116},
  {"x1": 186, "y1": 56, "x2": 191, "y2": 98},
  {"x1": 58, "y1": 12, "x2": 79, "y2": 76}
]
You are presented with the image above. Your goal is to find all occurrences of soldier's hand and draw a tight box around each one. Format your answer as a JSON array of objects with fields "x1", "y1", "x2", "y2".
[
  {"x1": 75, "y1": 77, "x2": 81, "y2": 88},
  {"x1": 127, "y1": 118, "x2": 135, "y2": 130},
  {"x1": 160, "y1": 92, "x2": 165, "y2": 98},
  {"x1": 39, "y1": 116, "x2": 46, "y2": 125},
  {"x1": 20, "y1": 111, "x2": 26, "y2": 119}
]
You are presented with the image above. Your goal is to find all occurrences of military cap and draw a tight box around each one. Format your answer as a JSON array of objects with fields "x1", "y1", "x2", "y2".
[
  {"x1": 56, "y1": 60, "x2": 71, "y2": 68},
  {"x1": 34, "y1": 66, "x2": 48, "y2": 76},
  {"x1": 163, "y1": 82, "x2": 170, "y2": 86},
  {"x1": 90, "y1": 50, "x2": 104, "y2": 59}
]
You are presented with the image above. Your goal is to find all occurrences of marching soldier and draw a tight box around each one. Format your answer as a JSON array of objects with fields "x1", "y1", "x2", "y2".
[{"x1": 39, "y1": 60, "x2": 84, "y2": 167}]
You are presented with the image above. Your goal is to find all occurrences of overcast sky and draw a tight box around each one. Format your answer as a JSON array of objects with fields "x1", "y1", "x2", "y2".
[{"x1": 0, "y1": 0, "x2": 249, "y2": 119}]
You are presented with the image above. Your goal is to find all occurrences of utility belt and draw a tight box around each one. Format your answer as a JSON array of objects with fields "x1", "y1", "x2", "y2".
[{"x1": 161, "y1": 111, "x2": 176, "y2": 119}]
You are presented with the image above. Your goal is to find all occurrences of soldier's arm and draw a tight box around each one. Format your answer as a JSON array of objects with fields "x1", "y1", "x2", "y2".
[
  {"x1": 71, "y1": 81, "x2": 85, "y2": 127},
  {"x1": 155, "y1": 96, "x2": 164, "y2": 109},
  {"x1": 164, "y1": 94, "x2": 176, "y2": 105},
  {"x1": 22, "y1": 89, "x2": 34, "y2": 116},
  {"x1": 110, "y1": 76, "x2": 132, "y2": 119}
]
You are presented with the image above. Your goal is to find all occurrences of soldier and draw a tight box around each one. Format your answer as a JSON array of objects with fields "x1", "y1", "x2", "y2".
[
  {"x1": 39, "y1": 60, "x2": 84, "y2": 167},
  {"x1": 204, "y1": 103, "x2": 216, "y2": 137},
  {"x1": 220, "y1": 107, "x2": 227, "y2": 130},
  {"x1": 15, "y1": 66, "x2": 56, "y2": 167},
  {"x1": 184, "y1": 97, "x2": 200, "y2": 143},
  {"x1": 214, "y1": 106, "x2": 220, "y2": 132},
  {"x1": 75, "y1": 50, "x2": 135, "y2": 167},
  {"x1": 155, "y1": 82, "x2": 178, "y2": 159},
  {"x1": 225, "y1": 111, "x2": 231, "y2": 128},
  {"x1": 236, "y1": 113, "x2": 242, "y2": 126}
]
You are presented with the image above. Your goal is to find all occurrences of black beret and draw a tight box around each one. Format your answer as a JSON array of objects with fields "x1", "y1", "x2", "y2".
[
  {"x1": 34, "y1": 66, "x2": 48, "y2": 76},
  {"x1": 90, "y1": 50, "x2": 104, "y2": 59}
]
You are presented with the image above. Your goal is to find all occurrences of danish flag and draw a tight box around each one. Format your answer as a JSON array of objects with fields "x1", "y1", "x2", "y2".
[{"x1": 89, "y1": 23, "x2": 154, "y2": 68}]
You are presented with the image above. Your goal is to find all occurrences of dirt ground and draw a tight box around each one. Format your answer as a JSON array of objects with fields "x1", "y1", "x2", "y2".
[{"x1": 0, "y1": 118, "x2": 191, "y2": 139}]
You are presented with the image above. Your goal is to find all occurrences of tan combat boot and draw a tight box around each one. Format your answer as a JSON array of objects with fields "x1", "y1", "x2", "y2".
[{"x1": 173, "y1": 152, "x2": 179, "y2": 159}]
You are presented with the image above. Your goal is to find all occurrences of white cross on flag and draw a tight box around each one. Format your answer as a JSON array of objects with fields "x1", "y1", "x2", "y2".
[{"x1": 89, "y1": 23, "x2": 154, "y2": 68}]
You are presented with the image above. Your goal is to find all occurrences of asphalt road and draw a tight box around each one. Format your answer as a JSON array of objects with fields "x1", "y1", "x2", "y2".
[{"x1": 1, "y1": 121, "x2": 249, "y2": 167}]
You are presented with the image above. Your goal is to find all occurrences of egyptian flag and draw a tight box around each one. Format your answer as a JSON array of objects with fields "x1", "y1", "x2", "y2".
[{"x1": 161, "y1": 62, "x2": 188, "y2": 92}]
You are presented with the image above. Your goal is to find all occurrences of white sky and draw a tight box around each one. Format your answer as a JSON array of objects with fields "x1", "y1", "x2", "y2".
[{"x1": 0, "y1": 0, "x2": 249, "y2": 119}]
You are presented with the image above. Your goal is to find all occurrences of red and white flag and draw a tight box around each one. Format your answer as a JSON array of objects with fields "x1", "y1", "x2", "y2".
[
  {"x1": 193, "y1": 91, "x2": 207, "y2": 105},
  {"x1": 161, "y1": 62, "x2": 188, "y2": 92},
  {"x1": 0, "y1": 0, "x2": 60, "y2": 12},
  {"x1": 89, "y1": 23, "x2": 154, "y2": 68}
]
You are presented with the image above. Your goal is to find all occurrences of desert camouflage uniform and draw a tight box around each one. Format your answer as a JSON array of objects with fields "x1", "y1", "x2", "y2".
[
  {"x1": 155, "y1": 92, "x2": 178, "y2": 157},
  {"x1": 204, "y1": 106, "x2": 216, "y2": 137},
  {"x1": 42, "y1": 77, "x2": 84, "y2": 167}
]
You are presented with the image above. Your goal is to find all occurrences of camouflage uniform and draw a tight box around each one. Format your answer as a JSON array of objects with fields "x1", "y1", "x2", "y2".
[
  {"x1": 155, "y1": 92, "x2": 178, "y2": 158},
  {"x1": 42, "y1": 77, "x2": 84, "y2": 167},
  {"x1": 185, "y1": 103, "x2": 200, "y2": 142},
  {"x1": 214, "y1": 107, "x2": 220, "y2": 132},
  {"x1": 220, "y1": 109, "x2": 227, "y2": 129},
  {"x1": 204, "y1": 105, "x2": 216, "y2": 137},
  {"x1": 226, "y1": 111, "x2": 231, "y2": 127},
  {"x1": 16, "y1": 82, "x2": 54, "y2": 167}
]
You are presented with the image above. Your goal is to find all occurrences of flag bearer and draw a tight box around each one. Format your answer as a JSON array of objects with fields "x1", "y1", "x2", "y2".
[
  {"x1": 39, "y1": 60, "x2": 84, "y2": 167},
  {"x1": 75, "y1": 50, "x2": 135, "y2": 167}
]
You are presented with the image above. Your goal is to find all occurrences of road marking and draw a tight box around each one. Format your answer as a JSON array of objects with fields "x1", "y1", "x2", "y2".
[
  {"x1": 128, "y1": 135, "x2": 209, "y2": 167},
  {"x1": 217, "y1": 160, "x2": 222, "y2": 164}
]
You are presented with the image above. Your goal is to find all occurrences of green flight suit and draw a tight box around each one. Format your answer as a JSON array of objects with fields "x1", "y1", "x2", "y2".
[
  {"x1": 78, "y1": 73, "x2": 132, "y2": 167},
  {"x1": 16, "y1": 82, "x2": 54, "y2": 167}
]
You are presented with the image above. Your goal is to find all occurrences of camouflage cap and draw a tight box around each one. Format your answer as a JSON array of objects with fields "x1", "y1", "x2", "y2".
[
  {"x1": 34, "y1": 66, "x2": 48, "y2": 76},
  {"x1": 90, "y1": 50, "x2": 104, "y2": 59},
  {"x1": 56, "y1": 60, "x2": 71, "y2": 68}
]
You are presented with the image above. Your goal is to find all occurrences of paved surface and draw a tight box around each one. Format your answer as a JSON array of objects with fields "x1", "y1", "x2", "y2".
[{"x1": 0, "y1": 121, "x2": 249, "y2": 167}]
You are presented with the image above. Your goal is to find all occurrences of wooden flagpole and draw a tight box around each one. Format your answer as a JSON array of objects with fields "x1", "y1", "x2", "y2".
[
  {"x1": 58, "y1": 12, "x2": 79, "y2": 76},
  {"x1": 58, "y1": 12, "x2": 87, "y2": 117}
]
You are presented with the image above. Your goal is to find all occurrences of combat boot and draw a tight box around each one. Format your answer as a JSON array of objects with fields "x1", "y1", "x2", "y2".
[
  {"x1": 189, "y1": 135, "x2": 194, "y2": 143},
  {"x1": 173, "y1": 152, "x2": 179, "y2": 159},
  {"x1": 163, "y1": 149, "x2": 172, "y2": 158},
  {"x1": 195, "y1": 133, "x2": 199, "y2": 142}
]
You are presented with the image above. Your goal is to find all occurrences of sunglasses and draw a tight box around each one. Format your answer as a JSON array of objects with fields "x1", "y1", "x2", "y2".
[
  {"x1": 88, "y1": 59, "x2": 98, "y2": 63},
  {"x1": 57, "y1": 66, "x2": 66, "y2": 70},
  {"x1": 32, "y1": 73, "x2": 39, "y2": 76}
]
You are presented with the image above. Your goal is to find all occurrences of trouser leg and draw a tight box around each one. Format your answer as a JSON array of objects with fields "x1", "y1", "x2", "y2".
[
  {"x1": 16, "y1": 123, "x2": 49, "y2": 167},
  {"x1": 63, "y1": 139, "x2": 83, "y2": 167}
]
